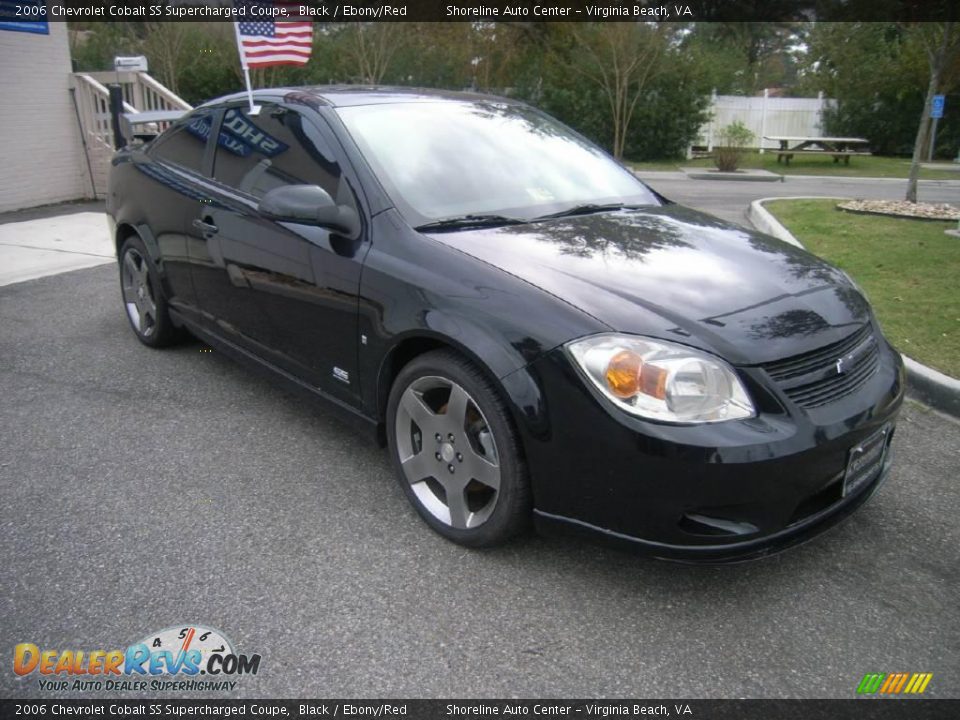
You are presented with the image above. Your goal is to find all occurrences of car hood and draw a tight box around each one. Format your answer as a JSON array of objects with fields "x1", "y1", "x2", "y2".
[{"x1": 424, "y1": 205, "x2": 872, "y2": 365}]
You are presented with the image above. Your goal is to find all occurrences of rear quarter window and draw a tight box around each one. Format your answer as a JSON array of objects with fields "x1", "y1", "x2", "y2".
[{"x1": 147, "y1": 111, "x2": 214, "y2": 173}]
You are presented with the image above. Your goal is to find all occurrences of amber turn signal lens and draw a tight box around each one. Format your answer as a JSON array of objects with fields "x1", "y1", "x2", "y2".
[
  {"x1": 605, "y1": 350, "x2": 669, "y2": 400},
  {"x1": 605, "y1": 350, "x2": 643, "y2": 398}
]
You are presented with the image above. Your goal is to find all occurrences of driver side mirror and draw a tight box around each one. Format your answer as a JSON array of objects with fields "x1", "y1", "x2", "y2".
[{"x1": 258, "y1": 185, "x2": 360, "y2": 239}]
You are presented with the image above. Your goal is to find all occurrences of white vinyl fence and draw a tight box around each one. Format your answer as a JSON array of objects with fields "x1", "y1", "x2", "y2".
[{"x1": 695, "y1": 91, "x2": 836, "y2": 153}]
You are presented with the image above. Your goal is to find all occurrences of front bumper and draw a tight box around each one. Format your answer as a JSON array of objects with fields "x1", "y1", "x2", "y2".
[{"x1": 514, "y1": 337, "x2": 905, "y2": 563}]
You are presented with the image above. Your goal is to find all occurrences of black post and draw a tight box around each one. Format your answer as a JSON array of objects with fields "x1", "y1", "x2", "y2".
[{"x1": 108, "y1": 84, "x2": 126, "y2": 150}]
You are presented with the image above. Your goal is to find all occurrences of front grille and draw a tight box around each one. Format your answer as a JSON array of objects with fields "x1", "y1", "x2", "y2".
[
  {"x1": 761, "y1": 325, "x2": 880, "y2": 409},
  {"x1": 764, "y1": 324, "x2": 871, "y2": 382}
]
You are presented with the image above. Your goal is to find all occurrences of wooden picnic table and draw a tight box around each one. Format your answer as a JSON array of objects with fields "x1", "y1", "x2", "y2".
[{"x1": 764, "y1": 136, "x2": 871, "y2": 165}]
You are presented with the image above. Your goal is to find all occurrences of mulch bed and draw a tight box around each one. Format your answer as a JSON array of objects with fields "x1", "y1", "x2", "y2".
[{"x1": 837, "y1": 199, "x2": 960, "y2": 221}]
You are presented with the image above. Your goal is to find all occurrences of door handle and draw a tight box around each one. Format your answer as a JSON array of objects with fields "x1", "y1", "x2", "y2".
[{"x1": 192, "y1": 218, "x2": 219, "y2": 234}]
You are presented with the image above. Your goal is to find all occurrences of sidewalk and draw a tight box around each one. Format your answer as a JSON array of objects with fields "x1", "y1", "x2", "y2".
[{"x1": 0, "y1": 201, "x2": 113, "y2": 287}]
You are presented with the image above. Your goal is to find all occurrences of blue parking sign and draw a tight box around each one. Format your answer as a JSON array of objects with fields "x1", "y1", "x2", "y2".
[{"x1": 931, "y1": 95, "x2": 945, "y2": 119}]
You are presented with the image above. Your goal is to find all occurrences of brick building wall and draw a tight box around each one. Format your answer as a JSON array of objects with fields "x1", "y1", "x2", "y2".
[{"x1": 0, "y1": 20, "x2": 90, "y2": 213}]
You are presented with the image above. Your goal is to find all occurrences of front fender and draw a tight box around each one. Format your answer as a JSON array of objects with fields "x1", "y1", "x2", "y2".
[
  {"x1": 370, "y1": 323, "x2": 550, "y2": 455},
  {"x1": 356, "y1": 209, "x2": 607, "y2": 453}
]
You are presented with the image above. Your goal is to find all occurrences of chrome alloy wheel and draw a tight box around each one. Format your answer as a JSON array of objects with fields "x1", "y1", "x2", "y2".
[
  {"x1": 121, "y1": 247, "x2": 157, "y2": 338},
  {"x1": 394, "y1": 375, "x2": 501, "y2": 530}
]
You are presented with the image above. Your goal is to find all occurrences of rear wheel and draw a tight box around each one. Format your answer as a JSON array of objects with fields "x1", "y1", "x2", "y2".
[
  {"x1": 118, "y1": 235, "x2": 180, "y2": 347},
  {"x1": 386, "y1": 350, "x2": 531, "y2": 547}
]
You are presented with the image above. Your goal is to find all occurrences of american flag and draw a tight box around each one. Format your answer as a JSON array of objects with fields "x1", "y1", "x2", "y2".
[{"x1": 235, "y1": 10, "x2": 312, "y2": 69}]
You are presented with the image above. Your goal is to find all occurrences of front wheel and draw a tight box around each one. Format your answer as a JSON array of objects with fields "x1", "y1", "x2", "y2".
[{"x1": 386, "y1": 350, "x2": 531, "y2": 547}]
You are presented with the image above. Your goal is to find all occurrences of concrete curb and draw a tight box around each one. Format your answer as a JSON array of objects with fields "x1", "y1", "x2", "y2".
[
  {"x1": 748, "y1": 196, "x2": 960, "y2": 419},
  {"x1": 680, "y1": 167, "x2": 784, "y2": 182},
  {"x1": 903, "y1": 357, "x2": 960, "y2": 418},
  {"x1": 746, "y1": 196, "x2": 836, "y2": 248}
]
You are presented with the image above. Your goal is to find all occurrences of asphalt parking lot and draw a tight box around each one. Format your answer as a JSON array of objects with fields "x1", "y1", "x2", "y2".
[{"x1": 2, "y1": 259, "x2": 959, "y2": 699}]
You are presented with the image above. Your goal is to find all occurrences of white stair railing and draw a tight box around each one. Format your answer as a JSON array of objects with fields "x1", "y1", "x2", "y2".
[
  {"x1": 71, "y1": 73, "x2": 138, "y2": 152},
  {"x1": 81, "y1": 71, "x2": 192, "y2": 114},
  {"x1": 135, "y1": 72, "x2": 192, "y2": 112},
  {"x1": 70, "y1": 71, "x2": 193, "y2": 197}
]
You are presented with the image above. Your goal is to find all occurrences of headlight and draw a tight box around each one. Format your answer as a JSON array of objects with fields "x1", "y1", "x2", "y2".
[{"x1": 565, "y1": 334, "x2": 755, "y2": 423}]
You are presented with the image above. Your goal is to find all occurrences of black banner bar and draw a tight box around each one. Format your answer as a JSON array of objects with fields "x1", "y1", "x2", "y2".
[
  {"x1": 2, "y1": 699, "x2": 959, "y2": 720},
  {"x1": 0, "y1": 0, "x2": 957, "y2": 23}
]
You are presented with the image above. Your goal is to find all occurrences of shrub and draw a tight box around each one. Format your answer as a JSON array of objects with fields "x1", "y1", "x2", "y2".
[{"x1": 713, "y1": 120, "x2": 755, "y2": 172}]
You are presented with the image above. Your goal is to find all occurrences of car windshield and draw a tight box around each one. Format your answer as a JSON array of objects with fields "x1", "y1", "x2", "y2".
[{"x1": 336, "y1": 101, "x2": 660, "y2": 226}]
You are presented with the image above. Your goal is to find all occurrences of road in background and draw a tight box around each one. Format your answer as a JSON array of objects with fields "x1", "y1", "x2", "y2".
[{"x1": 635, "y1": 172, "x2": 960, "y2": 227}]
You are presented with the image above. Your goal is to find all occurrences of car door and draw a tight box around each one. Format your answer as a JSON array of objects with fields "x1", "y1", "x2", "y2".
[
  {"x1": 136, "y1": 107, "x2": 218, "y2": 319},
  {"x1": 188, "y1": 101, "x2": 367, "y2": 405}
]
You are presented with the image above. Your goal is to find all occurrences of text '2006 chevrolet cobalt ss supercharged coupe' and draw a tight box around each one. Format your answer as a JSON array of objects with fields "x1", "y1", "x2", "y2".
[{"x1": 107, "y1": 87, "x2": 904, "y2": 561}]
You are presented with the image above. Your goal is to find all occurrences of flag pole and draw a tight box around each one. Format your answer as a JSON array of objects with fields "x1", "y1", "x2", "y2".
[{"x1": 233, "y1": 21, "x2": 259, "y2": 115}]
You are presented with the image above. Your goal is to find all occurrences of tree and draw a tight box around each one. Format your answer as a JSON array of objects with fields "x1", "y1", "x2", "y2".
[
  {"x1": 801, "y1": 22, "x2": 960, "y2": 160},
  {"x1": 387, "y1": 23, "x2": 476, "y2": 88},
  {"x1": 68, "y1": 21, "x2": 141, "y2": 72},
  {"x1": 554, "y1": 23, "x2": 670, "y2": 160},
  {"x1": 800, "y1": 23, "x2": 909, "y2": 154},
  {"x1": 341, "y1": 23, "x2": 406, "y2": 84},
  {"x1": 686, "y1": 21, "x2": 808, "y2": 95},
  {"x1": 905, "y1": 22, "x2": 959, "y2": 203},
  {"x1": 521, "y1": 23, "x2": 714, "y2": 161},
  {"x1": 142, "y1": 22, "x2": 191, "y2": 95}
]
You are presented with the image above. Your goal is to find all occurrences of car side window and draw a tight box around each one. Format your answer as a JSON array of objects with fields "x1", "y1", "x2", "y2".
[
  {"x1": 147, "y1": 110, "x2": 214, "y2": 173},
  {"x1": 212, "y1": 104, "x2": 355, "y2": 210}
]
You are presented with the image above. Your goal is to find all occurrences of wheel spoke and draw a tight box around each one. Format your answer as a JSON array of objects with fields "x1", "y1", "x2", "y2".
[
  {"x1": 400, "y1": 389, "x2": 437, "y2": 431},
  {"x1": 463, "y1": 446, "x2": 500, "y2": 491},
  {"x1": 446, "y1": 485, "x2": 470, "y2": 529},
  {"x1": 123, "y1": 252, "x2": 139, "y2": 281},
  {"x1": 138, "y1": 302, "x2": 150, "y2": 333},
  {"x1": 122, "y1": 280, "x2": 138, "y2": 304},
  {"x1": 142, "y1": 293, "x2": 157, "y2": 317},
  {"x1": 444, "y1": 383, "x2": 470, "y2": 429},
  {"x1": 400, "y1": 450, "x2": 436, "y2": 484}
]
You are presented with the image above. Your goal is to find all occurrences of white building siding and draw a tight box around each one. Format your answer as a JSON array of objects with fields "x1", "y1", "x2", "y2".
[{"x1": 0, "y1": 21, "x2": 89, "y2": 213}]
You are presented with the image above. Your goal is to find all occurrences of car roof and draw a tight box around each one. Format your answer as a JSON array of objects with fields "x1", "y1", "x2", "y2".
[{"x1": 201, "y1": 85, "x2": 521, "y2": 109}]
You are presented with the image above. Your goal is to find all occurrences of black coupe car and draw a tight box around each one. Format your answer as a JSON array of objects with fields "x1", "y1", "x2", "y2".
[{"x1": 106, "y1": 87, "x2": 903, "y2": 561}]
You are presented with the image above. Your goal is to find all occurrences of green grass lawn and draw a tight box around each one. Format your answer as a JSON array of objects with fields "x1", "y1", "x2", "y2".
[
  {"x1": 630, "y1": 153, "x2": 960, "y2": 180},
  {"x1": 764, "y1": 199, "x2": 960, "y2": 378}
]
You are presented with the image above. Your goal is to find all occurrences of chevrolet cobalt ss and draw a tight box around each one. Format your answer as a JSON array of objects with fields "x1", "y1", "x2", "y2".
[{"x1": 107, "y1": 87, "x2": 903, "y2": 561}]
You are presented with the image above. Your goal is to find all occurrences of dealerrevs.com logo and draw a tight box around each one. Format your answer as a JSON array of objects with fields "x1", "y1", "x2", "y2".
[{"x1": 13, "y1": 625, "x2": 261, "y2": 692}]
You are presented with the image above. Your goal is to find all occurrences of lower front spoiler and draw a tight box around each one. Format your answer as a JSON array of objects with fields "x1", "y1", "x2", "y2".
[{"x1": 533, "y1": 455, "x2": 892, "y2": 565}]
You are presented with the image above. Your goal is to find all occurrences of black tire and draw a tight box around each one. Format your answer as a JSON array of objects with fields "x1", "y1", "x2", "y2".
[
  {"x1": 386, "y1": 350, "x2": 531, "y2": 547},
  {"x1": 117, "y1": 235, "x2": 182, "y2": 348}
]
